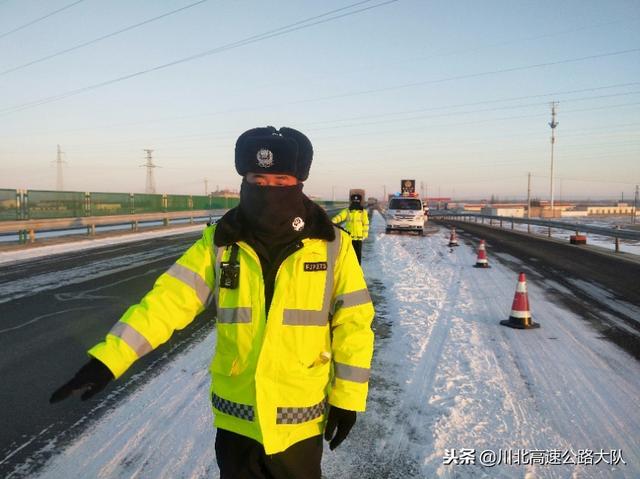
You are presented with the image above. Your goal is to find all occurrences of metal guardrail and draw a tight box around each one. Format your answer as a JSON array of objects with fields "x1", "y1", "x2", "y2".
[
  {"x1": 2, "y1": 204, "x2": 349, "y2": 245},
  {"x1": 429, "y1": 211, "x2": 640, "y2": 241},
  {"x1": 0, "y1": 210, "x2": 225, "y2": 244}
]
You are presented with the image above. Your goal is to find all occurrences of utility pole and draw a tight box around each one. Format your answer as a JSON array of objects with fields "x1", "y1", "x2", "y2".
[
  {"x1": 548, "y1": 101, "x2": 559, "y2": 217},
  {"x1": 140, "y1": 149, "x2": 158, "y2": 194},
  {"x1": 527, "y1": 172, "x2": 531, "y2": 233},
  {"x1": 204, "y1": 178, "x2": 209, "y2": 196},
  {"x1": 53, "y1": 144, "x2": 67, "y2": 191},
  {"x1": 632, "y1": 184, "x2": 638, "y2": 224}
]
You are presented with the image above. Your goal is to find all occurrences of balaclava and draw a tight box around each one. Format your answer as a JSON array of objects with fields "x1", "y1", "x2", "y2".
[{"x1": 235, "y1": 126, "x2": 313, "y2": 244}]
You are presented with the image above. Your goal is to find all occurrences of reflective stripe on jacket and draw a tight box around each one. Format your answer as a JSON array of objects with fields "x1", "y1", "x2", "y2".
[
  {"x1": 331, "y1": 208, "x2": 369, "y2": 240},
  {"x1": 88, "y1": 224, "x2": 375, "y2": 454}
]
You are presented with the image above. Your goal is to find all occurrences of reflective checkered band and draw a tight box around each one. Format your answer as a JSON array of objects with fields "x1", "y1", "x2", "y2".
[
  {"x1": 276, "y1": 399, "x2": 327, "y2": 425},
  {"x1": 211, "y1": 393, "x2": 254, "y2": 421}
]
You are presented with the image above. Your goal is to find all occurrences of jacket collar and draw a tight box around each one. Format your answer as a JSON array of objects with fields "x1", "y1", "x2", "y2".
[{"x1": 214, "y1": 195, "x2": 336, "y2": 247}]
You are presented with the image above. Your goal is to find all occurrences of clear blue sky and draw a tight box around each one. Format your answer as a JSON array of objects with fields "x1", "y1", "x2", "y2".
[{"x1": 0, "y1": 0, "x2": 638, "y2": 201}]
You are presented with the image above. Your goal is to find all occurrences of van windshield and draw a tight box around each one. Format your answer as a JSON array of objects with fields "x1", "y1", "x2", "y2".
[{"x1": 389, "y1": 198, "x2": 421, "y2": 210}]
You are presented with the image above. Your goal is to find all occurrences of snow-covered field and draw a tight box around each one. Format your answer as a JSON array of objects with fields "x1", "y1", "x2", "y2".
[{"x1": 25, "y1": 213, "x2": 640, "y2": 478}]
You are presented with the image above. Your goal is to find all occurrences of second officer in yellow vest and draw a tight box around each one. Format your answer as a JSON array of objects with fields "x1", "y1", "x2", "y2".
[
  {"x1": 50, "y1": 126, "x2": 375, "y2": 479},
  {"x1": 331, "y1": 192, "x2": 370, "y2": 264}
]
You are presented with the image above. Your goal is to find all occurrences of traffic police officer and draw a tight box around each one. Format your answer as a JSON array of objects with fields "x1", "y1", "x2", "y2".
[
  {"x1": 331, "y1": 192, "x2": 369, "y2": 264},
  {"x1": 50, "y1": 126, "x2": 375, "y2": 479}
]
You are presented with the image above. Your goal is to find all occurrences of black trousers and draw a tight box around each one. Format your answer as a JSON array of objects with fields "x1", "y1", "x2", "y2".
[
  {"x1": 215, "y1": 429, "x2": 323, "y2": 479},
  {"x1": 352, "y1": 240, "x2": 363, "y2": 264}
]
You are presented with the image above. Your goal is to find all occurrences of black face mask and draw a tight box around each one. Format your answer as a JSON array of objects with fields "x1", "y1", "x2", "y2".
[{"x1": 239, "y1": 179, "x2": 307, "y2": 244}]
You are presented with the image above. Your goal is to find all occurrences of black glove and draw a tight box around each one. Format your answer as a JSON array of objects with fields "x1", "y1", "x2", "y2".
[
  {"x1": 324, "y1": 406, "x2": 356, "y2": 450},
  {"x1": 49, "y1": 358, "x2": 114, "y2": 403}
]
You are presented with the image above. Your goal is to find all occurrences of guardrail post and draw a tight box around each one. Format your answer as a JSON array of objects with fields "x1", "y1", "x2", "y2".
[
  {"x1": 163, "y1": 217, "x2": 169, "y2": 227},
  {"x1": 499, "y1": 219, "x2": 503, "y2": 228},
  {"x1": 23, "y1": 190, "x2": 29, "y2": 220},
  {"x1": 511, "y1": 219, "x2": 514, "y2": 230},
  {"x1": 615, "y1": 226, "x2": 620, "y2": 253},
  {"x1": 87, "y1": 224, "x2": 96, "y2": 236},
  {"x1": 132, "y1": 220, "x2": 138, "y2": 232},
  {"x1": 28, "y1": 229, "x2": 35, "y2": 243},
  {"x1": 548, "y1": 226, "x2": 551, "y2": 238}
]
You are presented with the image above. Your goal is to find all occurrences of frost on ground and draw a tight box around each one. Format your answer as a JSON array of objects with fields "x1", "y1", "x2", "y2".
[{"x1": 29, "y1": 213, "x2": 639, "y2": 479}]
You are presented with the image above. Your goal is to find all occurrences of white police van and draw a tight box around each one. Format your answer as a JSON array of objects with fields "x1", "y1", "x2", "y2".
[{"x1": 385, "y1": 180, "x2": 425, "y2": 235}]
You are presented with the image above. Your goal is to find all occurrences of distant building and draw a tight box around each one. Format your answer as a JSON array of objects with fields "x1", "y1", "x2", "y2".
[
  {"x1": 481, "y1": 204, "x2": 525, "y2": 217},
  {"x1": 461, "y1": 203, "x2": 486, "y2": 212},
  {"x1": 587, "y1": 202, "x2": 636, "y2": 215},
  {"x1": 211, "y1": 189, "x2": 239, "y2": 198}
]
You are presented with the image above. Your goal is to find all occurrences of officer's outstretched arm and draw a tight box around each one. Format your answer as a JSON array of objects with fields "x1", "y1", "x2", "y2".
[
  {"x1": 51, "y1": 226, "x2": 217, "y2": 403},
  {"x1": 89, "y1": 226, "x2": 216, "y2": 379},
  {"x1": 331, "y1": 208, "x2": 347, "y2": 225},
  {"x1": 329, "y1": 231, "x2": 374, "y2": 412}
]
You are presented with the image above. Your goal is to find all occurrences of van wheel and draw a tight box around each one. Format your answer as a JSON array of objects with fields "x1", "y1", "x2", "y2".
[{"x1": 385, "y1": 228, "x2": 391, "y2": 234}]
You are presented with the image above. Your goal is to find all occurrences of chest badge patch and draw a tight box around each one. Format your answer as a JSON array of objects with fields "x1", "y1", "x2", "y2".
[
  {"x1": 304, "y1": 261, "x2": 328, "y2": 272},
  {"x1": 292, "y1": 216, "x2": 305, "y2": 231}
]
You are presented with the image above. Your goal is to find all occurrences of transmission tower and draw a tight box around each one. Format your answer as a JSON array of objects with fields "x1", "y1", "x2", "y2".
[
  {"x1": 548, "y1": 102, "x2": 559, "y2": 215},
  {"x1": 53, "y1": 144, "x2": 67, "y2": 191},
  {"x1": 140, "y1": 149, "x2": 158, "y2": 194}
]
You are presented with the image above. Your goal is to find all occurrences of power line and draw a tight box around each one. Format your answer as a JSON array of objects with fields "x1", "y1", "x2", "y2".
[
  {"x1": 0, "y1": 0, "x2": 88, "y2": 40},
  {"x1": 0, "y1": 0, "x2": 210, "y2": 76},
  {"x1": 302, "y1": 82, "x2": 640, "y2": 126},
  {"x1": 0, "y1": 0, "x2": 399, "y2": 115},
  {"x1": 286, "y1": 48, "x2": 640, "y2": 106},
  {"x1": 308, "y1": 90, "x2": 640, "y2": 132}
]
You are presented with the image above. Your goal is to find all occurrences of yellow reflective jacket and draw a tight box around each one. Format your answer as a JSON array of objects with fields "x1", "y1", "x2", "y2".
[
  {"x1": 331, "y1": 208, "x2": 369, "y2": 240},
  {"x1": 88, "y1": 222, "x2": 374, "y2": 454}
]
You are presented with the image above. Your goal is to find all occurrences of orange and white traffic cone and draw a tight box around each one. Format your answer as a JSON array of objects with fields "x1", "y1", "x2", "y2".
[
  {"x1": 448, "y1": 227, "x2": 459, "y2": 247},
  {"x1": 473, "y1": 240, "x2": 490, "y2": 268},
  {"x1": 500, "y1": 272, "x2": 540, "y2": 329}
]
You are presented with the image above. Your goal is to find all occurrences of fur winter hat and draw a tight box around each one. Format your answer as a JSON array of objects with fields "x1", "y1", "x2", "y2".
[{"x1": 235, "y1": 126, "x2": 313, "y2": 181}]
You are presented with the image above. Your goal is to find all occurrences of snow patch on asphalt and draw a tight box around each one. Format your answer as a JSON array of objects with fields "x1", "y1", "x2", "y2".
[{"x1": 0, "y1": 224, "x2": 207, "y2": 266}]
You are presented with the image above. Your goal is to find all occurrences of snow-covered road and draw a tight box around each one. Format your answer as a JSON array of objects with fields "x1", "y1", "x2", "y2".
[{"x1": 27, "y1": 212, "x2": 640, "y2": 478}]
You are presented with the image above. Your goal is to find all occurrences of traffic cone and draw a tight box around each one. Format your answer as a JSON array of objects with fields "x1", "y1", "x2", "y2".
[
  {"x1": 500, "y1": 272, "x2": 540, "y2": 329},
  {"x1": 473, "y1": 240, "x2": 490, "y2": 268},
  {"x1": 448, "y1": 227, "x2": 459, "y2": 247}
]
